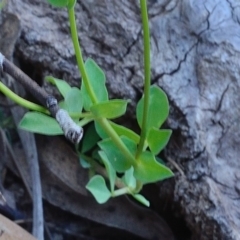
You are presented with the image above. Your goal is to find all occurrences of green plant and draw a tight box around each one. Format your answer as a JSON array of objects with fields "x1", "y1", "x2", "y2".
[
  {"x1": 0, "y1": 0, "x2": 7, "y2": 10},
  {"x1": 1, "y1": 0, "x2": 173, "y2": 206}
]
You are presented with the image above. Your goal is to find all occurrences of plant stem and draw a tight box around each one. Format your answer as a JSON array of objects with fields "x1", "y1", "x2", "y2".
[
  {"x1": 0, "y1": 81, "x2": 49, "y2": 114},
  {"x1": 68, "y1": 6, "x2": 136, "y2": 167},
  {"x1": 0, "y1": 0, "x2": 7, "y2": 10},
  {"x1": 0, "y1": 79, "x2": 92, "y2": 125},
  {"x1": 112, "y1": 187, "x2": 129, "y2": 197},
  {"x1": 68, "y1": 7, "x2": 98, "y2": 104},
  {"x1": 97, "y1": 118, "x2": 136, "y2": 166},
  {"x1": 70, "y1": 111, "x2": 93, "y2": 119},
  {"x1": 136, "y1": 0, "x2": 151, "y2": 159}
]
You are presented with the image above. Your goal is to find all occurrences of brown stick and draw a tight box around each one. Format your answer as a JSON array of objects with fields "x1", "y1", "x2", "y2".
[
  {"x1": 0, "y1": 52, "x2": 83, "y2": 144},
  {"x1": 2, "y1": 57, "x2": 49, "y2": 106}
]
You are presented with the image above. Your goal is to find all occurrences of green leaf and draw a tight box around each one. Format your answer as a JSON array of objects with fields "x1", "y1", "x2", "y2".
[
  {"x1": 94, "y1": 121, "x2": 107, "y2": 139},
  {"x1": 46, "y1": 0, "x2": 69, "y2": 7},
  {"x1": 147, "y1": 128, "x2": 172, "y2": 155},
  {"x1": 109, "y1": 121, "x2": 140, "y2": 143},
  {"x1": 45, "y1": 76, "x2": 71, "y2": 98},
  {"x1": 81, "y1": 59, "x2": 108, "y2": 111},
  {"x1": 81, "y1": 123, "x2": 100, "y2": 153},
  {"x1": 98, "y1": 136, "x2": 136, "y2": 172},
  {"x1": 86, "y1": 175, "x2": 111, "y2": 204},
  {"x1": 134, "y1": 151, "x2": 173, "y2": 184},
  {"x1": 19, "y1": 112, "x2": 63, "y2": 135},
  {"x1": 99, "y1": 151, "x2": 116, "y2": 192},
  {"x1": 122, "y1": 167, "x2": 136, "y2": 189},
  {"x1": 137, "y1": 86, "x2": 169, "y2": 132},
  {"x1": 132, "y1": 194, "x2": 150, "y2": 207},
  {"x1": 64, "y1": 87, "x2": 83, "y2": 114},
  {"x1": 90, "y1": 100, "x2": 128, "y2": 119},
  {"x1": 94, "y1": 120, "x2": 140, "y2": 143}
]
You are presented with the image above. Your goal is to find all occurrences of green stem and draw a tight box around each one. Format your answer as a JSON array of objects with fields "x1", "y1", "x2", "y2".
[
  {"x1": 70, "y1": 112, "x2": 93, "y2": 119},
  {"x1": 0, "y1": 0, "x2": 6, "y2": 10},
  {"x1": 97, "y1": 118, "x2": 136, "y2": 166},
  {"x1": 68, "y1": 6, "x2": 98, "y2": 104},
  {"x1": 112, "y1": 187, "x2": 129, "y2": 197},
  {"x1": 68, "y1": 6, "x2": 136, "y2": 168},
  {"x1": 0, "y1": 82, "x2": 49, "y2": 114},
  {"x1": 136, "y1": 0, "x2": 151, "y2": 158}
]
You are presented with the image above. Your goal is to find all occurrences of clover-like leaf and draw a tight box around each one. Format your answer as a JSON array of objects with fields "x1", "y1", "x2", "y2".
[
  {"x1": 19, "y1": 112, "x2": 63, "y2": 135},
  {"x1": 147, "y1": 128, "x2": 172, "y2": 155},
  {"x1": 86, "y1": 175, "x2": 111, "y2": 204},
  {"x1": 134, "y1": 151, "x2": 173, "y2": 184},
  {"x1": 98, "y1": 136, "x2": 136, "y2": 172},
  {"x1": 81, "y1": 59, "x2": 108, "y2": 111},
  {"x1": 99, "y1": 151, "x2": 116, "y2": 192},
  {"x1": 64, "y1": 87, "x2": 83, "y2": 114},
  {"x1": 132, "y1": 194, "x2": 150, "y2": 207},
  {"x1": 45, "y1": 76, "x2": 71, "y2": 98},
  {"x1": 137, "y1": 86, "x2": 169, "y2": 132},
  {"x1": 90, "y1": 100, "x2": 128, "y2": 119}
]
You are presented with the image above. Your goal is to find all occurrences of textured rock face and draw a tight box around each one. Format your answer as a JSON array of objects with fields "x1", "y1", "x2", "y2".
[
  {"x1": 152, "y1": 1, "x2": 240, "y2": 239},
  {"x1": 4, "y1": 0, "x2": 240, "y2": 239}
]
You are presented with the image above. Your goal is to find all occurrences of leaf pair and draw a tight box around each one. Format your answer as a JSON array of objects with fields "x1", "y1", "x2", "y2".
[
  {"x1": 129, "y1": 86, "x2": 174, "y2": 183},
  {"x1": 96, "y1": 125, "x2": 173, "y2": 185},
  {"x1": 19, "y1": 59, "x2": 128, "y2": 135},
  {"x1": 137, "y1": 86, "x2": 172, "y2": 155},
  {"x1": 86, "y1": 163, "x2": 150, "y2": 206},
  {"x1": 83, "y1": 59, "x2": 128, "y2": 120}
]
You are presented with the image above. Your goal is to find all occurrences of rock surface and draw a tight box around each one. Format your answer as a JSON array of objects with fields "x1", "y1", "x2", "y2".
[{"x1": 3, "y1": 0, "x2": 240, "y2": 239}]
